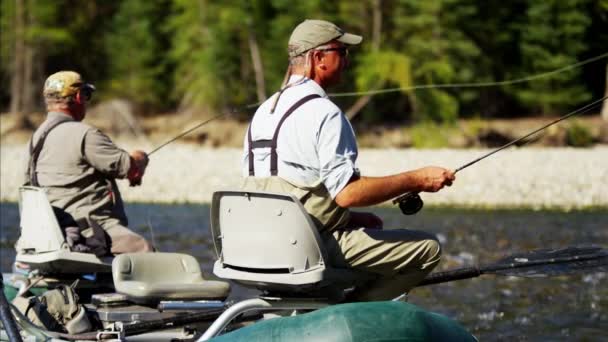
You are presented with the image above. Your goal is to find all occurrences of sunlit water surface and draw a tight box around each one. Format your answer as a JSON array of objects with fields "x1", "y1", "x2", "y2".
[{"x1": 1, "y1": 203, "x2": 606, "y2": 341}]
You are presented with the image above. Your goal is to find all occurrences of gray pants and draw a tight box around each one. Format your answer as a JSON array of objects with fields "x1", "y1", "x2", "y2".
[
  {"x1": 322, "y1": 228, "x2": 441, "y2": 301},
  {"x1": 80, "y1": 216, "x2": 154, "y2": 255}
]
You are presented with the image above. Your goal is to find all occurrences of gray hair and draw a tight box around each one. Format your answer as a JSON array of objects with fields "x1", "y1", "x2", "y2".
[
  {"x1": 289, "y1": 43, "x2": 336, "y2": 66},
  {"x1": 44, "y1": 95, "x2": 72, "y2": 109},
  {"x1": 289, "y1": 54, "x2": 307, "y2": 66}
]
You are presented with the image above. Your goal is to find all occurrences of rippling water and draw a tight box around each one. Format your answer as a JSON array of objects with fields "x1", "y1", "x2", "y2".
[{"x1": 1, "y1": 203, "x2": 606, "y2": 341}]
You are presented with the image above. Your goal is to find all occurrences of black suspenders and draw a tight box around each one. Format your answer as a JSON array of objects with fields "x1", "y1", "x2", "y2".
[
  {"x1": 248, "y1": 94, "x2": 321, "y2": 176},
  {"x1": 27, "y1": 119, "x2": 71, "y2": 186}
]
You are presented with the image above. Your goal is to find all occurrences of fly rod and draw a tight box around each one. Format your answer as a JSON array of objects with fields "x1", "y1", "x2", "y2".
[
  {"x1": 416, "y1": 245, "x2": 608, "y2": 287},
  {"x1": 394, "y1": 95, "x2": 608, "y2": 215},
  {"x1": 147, "y1": 113, "x2": 226, "y2": 156},
  {"x1": 147, "y1": 100, "x2": 261, "y2": 156}
]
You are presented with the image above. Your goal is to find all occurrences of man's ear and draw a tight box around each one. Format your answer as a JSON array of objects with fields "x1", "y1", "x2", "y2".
[
  {"x1": 312, "y1": 51, "x2": 326, "y2": 70},
  {"x1": 74, "y1": 91, "x2": 82, "y2": 105}
]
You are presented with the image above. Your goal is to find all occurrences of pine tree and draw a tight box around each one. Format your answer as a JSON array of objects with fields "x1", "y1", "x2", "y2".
[
  {"x1": 389, "y1": 0, "x2": 481, "y2": 123},
  {"x1": 104, "y1": 0, "x2": 169, "y2": 111},
  {"x1": 514, "y1": 0, "x2": 591, "y2": 114}
]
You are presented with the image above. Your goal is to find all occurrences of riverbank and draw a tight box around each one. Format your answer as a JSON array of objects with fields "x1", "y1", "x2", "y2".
[{"x1": 1, "y1": 144, "x2": 606, "y2": 209}]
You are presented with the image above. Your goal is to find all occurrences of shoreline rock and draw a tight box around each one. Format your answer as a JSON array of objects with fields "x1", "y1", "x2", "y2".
[{"x1": 1, "y1": 144, "x2": 607, "y2": 209}]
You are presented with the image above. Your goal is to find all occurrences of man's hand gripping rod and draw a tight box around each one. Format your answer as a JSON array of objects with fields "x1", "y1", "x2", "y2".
[
  {"x1": 127, "y1": 114, "x2": 226, "y2": 186},
  {"x1": 394, "y1": 95, "x2": 608, "y2": 215}
]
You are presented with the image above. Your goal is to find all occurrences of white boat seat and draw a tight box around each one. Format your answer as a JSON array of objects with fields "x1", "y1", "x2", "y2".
[
  {"x1": 211, "y1": 191, "x2": 368, "y2": 299},
  {"x1": 112, "y1": 253, "x2": 231, "y2": 303},
  {"x1": 14, "y1": 186, "x2": 111, "y2": 274}
]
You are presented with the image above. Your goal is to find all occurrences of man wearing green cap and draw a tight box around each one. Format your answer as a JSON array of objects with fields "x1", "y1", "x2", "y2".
[
  {"x1": 242, "y1": 20, "x2": 456, "y2": 301},
  {"x1": 19, "y1": 71, "x2": 153, "y2": 256}
]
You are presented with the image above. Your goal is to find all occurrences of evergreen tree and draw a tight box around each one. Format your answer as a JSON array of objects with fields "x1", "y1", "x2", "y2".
[
  {"x1": 515, "y1": 0, "x2": 591, "y2": 114},
  {"x1": 168, "y1": 0, "x2": 255, "y2": 111},
  {"x1": 1, "y1": 0, "x2": 72, "y2": 114},
  {"x1": 390, "y1": 0, "x2": 481, "y2": 123},
  {"x1": 104, "y1": 0, "x2": 169, "y2": 111}
]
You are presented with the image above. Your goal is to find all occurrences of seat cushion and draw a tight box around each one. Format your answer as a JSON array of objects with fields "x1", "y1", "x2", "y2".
[
  {"x1": 113, "y1": 253, "x2": 231, "y2": 302},
  {"x1": 116, "y1": 280, "x2": 230, "y2": 301}
]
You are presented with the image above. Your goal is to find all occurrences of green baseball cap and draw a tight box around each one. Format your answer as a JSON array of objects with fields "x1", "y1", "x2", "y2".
[
  {"x1": 288, "y1": 19, "x2": 362, "y2": 58},
  {"x1": 43, "y1": 71, "x2": 95, "y2": 99}
]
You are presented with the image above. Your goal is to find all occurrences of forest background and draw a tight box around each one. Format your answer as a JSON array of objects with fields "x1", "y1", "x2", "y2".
[{"x1": 1, "y1": 0, "x2": 608, "y2": 148}]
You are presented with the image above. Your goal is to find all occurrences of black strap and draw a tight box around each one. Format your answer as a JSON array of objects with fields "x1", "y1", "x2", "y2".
[
  {"x1": 248, "y1": 94, "x2": 321, "y2": 176},
  {"x1": 27, "y1": 119, "x2": 71, "y2": 186},
  {"x1": 27, "y1": 297, "x2": 63, "y2": 332}
]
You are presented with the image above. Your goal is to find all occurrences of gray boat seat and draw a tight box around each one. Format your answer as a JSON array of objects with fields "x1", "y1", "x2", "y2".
[
  {"x1": 14, "y1": 186, "x2": 112, "y2": 274},
  {"x1": 112, "y1": 253, "x2": 231, "y2": 303},
  {"x1": 211, "y1": 191, "x2": 368, "y2": 298}
]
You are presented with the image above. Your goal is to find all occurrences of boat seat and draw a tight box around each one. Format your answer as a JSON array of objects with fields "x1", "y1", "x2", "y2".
[
  {"x1": 112, "y1": 253, "x2": 231, "y2": 304},
  {"x1": 211, "y1": 191, "x2": 369, "y2": 299},
  {"x1": 14, "y1": 186, "x2": 112, "y2": 274}
]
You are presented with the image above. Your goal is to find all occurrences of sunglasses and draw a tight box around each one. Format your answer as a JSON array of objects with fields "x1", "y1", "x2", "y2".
[
  {"x1": 78, "y1": 86, "x2": 94, "y2": 102},
  {"x1": 316, "y1": 47, "x2": 349, "y2": 57}
]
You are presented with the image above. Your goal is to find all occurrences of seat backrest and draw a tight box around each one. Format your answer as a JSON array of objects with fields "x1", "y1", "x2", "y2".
[
  {"x1": 16, "y1": 186, "x2": 67, "y2": 253},
  {"x1": 211, "y1": 191, "x2": 327, "y2": 285},
  {"x1": 15, "y1": 186, "x2": 112, "y2": 275}
]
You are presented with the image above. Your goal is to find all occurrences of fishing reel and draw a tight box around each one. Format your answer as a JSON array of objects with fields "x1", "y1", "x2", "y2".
[{"x1": 393, "y1": 192, "x2": 424, "y2": 215}]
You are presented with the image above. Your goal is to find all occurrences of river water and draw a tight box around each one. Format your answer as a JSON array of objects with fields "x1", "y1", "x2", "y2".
[{"x1": 1, "y1": 203, "x2": 606, "y2": 341}]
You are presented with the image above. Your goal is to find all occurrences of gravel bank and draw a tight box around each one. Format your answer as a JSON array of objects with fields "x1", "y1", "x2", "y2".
[{"x1": 1, "y1": 144, "x2": 606, "y2": 209}]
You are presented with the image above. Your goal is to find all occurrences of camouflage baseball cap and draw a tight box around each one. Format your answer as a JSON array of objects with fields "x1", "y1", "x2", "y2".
[
  {"x1": 43, "y1": 71, "x2": 95, "y2": 99},
  {"x1": 288, "y1": 19, "x2": 362, "y2": 58}
]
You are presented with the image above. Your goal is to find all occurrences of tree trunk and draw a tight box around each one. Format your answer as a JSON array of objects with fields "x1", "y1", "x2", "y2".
[
  {"x1": 345, "y1": 0, "x2": 382, "y2": 120},
  {"x1": 8, "y1": 0, "x2": 35, "y2": 129},
  {"x1": 601, "y1": 63, "x2": 608, "y2": 143},
  {"x1": 602, "y1": 63, "x2": 608, "y2": 121},
  {"x1": 10, "y1": 0, "x2": 25, "y2": 116},
  {"x1": 248, "y1": 29, "x2": 266, "y2": 102},
  {"x1": 22, "y1": 0, "x2": 36, "y2": 115}
]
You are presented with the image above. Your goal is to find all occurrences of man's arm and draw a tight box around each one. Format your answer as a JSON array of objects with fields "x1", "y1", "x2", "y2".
[
  {"x1": 83, "y1": 129, "x2": 148, "y2": 185},
  {"x1": 335, "y1": 166, "x2": 455, "y2": 208}
]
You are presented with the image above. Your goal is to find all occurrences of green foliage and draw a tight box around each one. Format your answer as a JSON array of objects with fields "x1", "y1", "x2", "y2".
[
  {"x1": 0, "y1": 0, "x2": 606, "y2": 127},
  {"x1": 355, "y1": 50, "x2": 412, "y2": 92},
  {"x1": 513, "y1": 0, "x2": 592, "y2": 114},
  {"x1": 566, "y1": 121, "x2": 594, "y2": 147},
  {"x1": 0, "y1": 0, "x2": 14, "y2": 74},
  {"x1": 390, "y1": 0, "x2": 481, "y2": 123},
  {"x1": 167, "y1": 0, "x2": 223, "y2": 110},
  {"x1": 105, "y1": 0, "x2": 168, "y2": 110},
  {"x1": 415, "y1": 89, "x2": 459, "y2": 123},
  {"x1": 409, "y1": 122, "x2": 454, "y2": 148}
]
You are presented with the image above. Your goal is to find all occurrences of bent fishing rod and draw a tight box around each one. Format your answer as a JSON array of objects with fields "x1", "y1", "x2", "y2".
[{"x1": 394, "y1": 95, "x2": 608, "y2": 215}]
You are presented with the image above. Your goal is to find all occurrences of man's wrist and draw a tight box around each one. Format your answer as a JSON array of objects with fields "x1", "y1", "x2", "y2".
[{"x1": 400, "y1": 170, "x2": 423, "y2": 193}]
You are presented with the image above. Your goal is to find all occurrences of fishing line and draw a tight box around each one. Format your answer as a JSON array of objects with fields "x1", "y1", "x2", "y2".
[
  {"x1": 394, "y1": 95, "x2": 608, "y2": 215},
  {"x1": 329, "y1": 52, "x2": 608, "y2": 97},
  {"x1": 146, "y1": 209, "x2": 159, "y2": 251},
  {"x1": 147, "y1": 53, "x2": 606, "y2": 155}
]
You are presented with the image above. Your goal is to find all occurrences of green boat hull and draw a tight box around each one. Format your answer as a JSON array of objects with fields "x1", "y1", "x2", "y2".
[{"x1": 211, "y1": 301, "x2": 476, "y2": 342}]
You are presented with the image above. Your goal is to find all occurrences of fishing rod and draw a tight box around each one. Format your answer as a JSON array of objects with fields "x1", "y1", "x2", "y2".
[
  {"x1": 147, "y1": 113, "x2": 227, "y2": 156},
  {"x1": 394, "y1": 95, "x2": 608, "y2": 215},
  {"x1": 415, "y1": 245, "x2": 608, "y2": 287}
]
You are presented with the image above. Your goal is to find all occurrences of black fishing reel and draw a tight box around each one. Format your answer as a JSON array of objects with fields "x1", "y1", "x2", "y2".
[{"x1": 393, "y1": 192, "x2": 424, "y2": 215}]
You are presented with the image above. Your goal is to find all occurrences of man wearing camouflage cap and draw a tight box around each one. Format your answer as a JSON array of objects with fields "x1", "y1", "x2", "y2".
[
  {"x1": 242, "y1": 19, "x2": 455, "y2": 301},
  {"x1": 19, "y1": 71, "x2": 153, "y2": 256}
]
